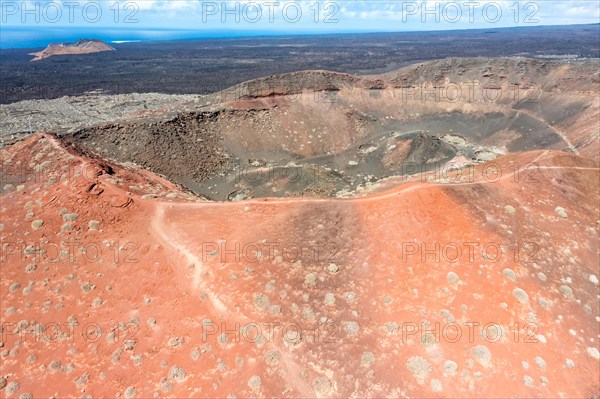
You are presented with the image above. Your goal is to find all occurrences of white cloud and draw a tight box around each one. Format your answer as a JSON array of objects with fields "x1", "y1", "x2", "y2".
[{"x1": 1, "y1": 0, "x2": 598, "y2": 30}]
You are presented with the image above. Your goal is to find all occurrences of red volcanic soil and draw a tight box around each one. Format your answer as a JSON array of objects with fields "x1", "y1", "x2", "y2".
[{"x1": 1, "y1": 133, "x2": 599, "y2": 398}]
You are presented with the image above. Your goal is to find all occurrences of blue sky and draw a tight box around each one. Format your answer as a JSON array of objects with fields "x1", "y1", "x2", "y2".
[{"x1": 1, "y1": 0, "x2": 599, "y2": 33}]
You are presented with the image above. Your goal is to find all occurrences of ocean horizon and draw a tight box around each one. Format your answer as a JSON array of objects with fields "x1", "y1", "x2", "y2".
[
  {"x1": 0, "y1": 27, "x2": 374, "y2": 49},
  {"x1": 5, "y1": 24, "x2": 597, "y2": 50}
]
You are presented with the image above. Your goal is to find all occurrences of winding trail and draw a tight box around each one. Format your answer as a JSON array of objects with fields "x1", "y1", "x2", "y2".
[
  {"x1": 150, "y1": 202, "x2": 314, "y2": 396},
  {"x1": 517, "y1": 109, "x2": 580, "y2": 155},
  {"x1": 150, "y1": 204, "x2": 231, "y2": 317}
]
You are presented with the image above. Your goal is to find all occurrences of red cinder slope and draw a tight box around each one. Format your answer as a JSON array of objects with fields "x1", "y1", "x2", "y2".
[{"x1": 1, "y1": 133, "x2": 598, "y2": 398}]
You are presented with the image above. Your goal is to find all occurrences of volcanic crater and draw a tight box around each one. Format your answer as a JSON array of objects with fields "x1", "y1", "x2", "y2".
[{"x1": 63, "y1": 58, "x2": 600, "y2": 200}]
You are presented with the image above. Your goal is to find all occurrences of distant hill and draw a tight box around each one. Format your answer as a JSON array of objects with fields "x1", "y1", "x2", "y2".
[{"x1": 29, "y1": 39, "x2": 115, "y2": 61}]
